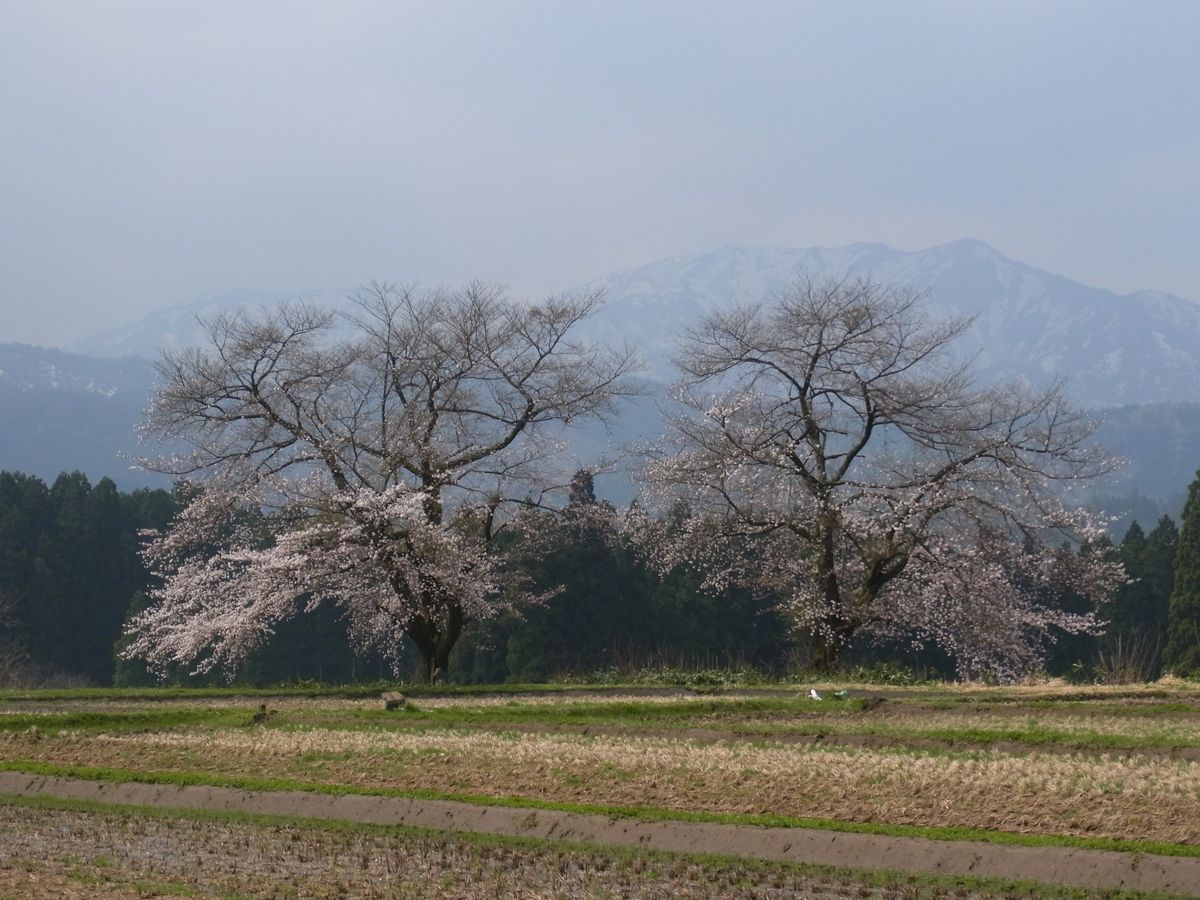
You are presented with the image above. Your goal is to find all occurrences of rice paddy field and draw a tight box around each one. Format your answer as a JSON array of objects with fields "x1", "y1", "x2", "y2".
[{"x1": 2, "y1": 680, "x2": 1200, "y2": 897}]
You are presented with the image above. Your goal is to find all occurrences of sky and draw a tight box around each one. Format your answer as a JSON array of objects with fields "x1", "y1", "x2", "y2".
[{"x1": 2, "y1": 0, "x2": 1200, "y2": 347}]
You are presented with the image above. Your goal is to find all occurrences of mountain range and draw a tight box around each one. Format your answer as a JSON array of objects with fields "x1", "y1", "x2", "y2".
[
  {"x1": 580, "y1": 239, "x2": 1200, "y2": 406},
  {"x1": 4, "y1": 239, "x2": 1200, "y2": 517},
  {"x1": 0, "y1": 344, "x2": 159, "y2": 488}
]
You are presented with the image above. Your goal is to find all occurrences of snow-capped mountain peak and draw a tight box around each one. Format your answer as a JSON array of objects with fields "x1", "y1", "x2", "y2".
[
  {"x1": 576, "y1": 240, "x2": 1200, "y2": 407},
  {"x1": 66, "y1": 240, "x2": 1200, "y2": 409}
]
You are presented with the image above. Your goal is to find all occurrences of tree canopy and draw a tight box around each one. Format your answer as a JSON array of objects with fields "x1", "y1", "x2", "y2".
[
  {"x1": 123, "y1": 284, "x2": 639, "y2": 680},
  {"x1": 638, "y1": 275, "x2": 1121, "y2": 679}
]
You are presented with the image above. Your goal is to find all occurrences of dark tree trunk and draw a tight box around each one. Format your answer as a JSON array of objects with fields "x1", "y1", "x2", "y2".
[
  {"x1": 808, "y1": 515, "x2": 856, "y2": 671},
  {"x1": 808, "y1": 632, "x2": 838, "y2": 673},
  {"x1": 407, "y1": 602, "x2": 465, "y2": 683},
  {"x1": 401, "y1": 483, "x2": 467, "y2": 683},
  {"x1": 807, "y1": 622, "x2": 856, "y2": 672}
]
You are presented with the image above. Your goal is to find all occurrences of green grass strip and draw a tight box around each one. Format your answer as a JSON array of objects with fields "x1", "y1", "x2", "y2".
[
  {"x1": 375, "y1": 694, "x2": 850, "y2": 724},
  {"x1": 0, "y1": 681, "x2": 788, "y2": 708},
  {"x1": 2, "y1": 791, "x2": 1180, "y2": 900},
  {"x1": 8, "y1": 696, "x2": 1196, "y2": 758},
  {"x1": 0, "y1": 684, "x2": 389, "y2": 702},
  {"x1": 392, "y1": 705, "x2": 1196, "y2": 751},
  {"x1": 0, "y1": 707, "x2": 253, "y2": 734},
  {"x1": 0, "y1": 694, "x2": 856, "y2": 735},
  {"x1": 3, "y1": 759, "x2": 1198, "y2": 861},
  {"x1": 6, "y1": 681, "x2": 1200, "y2": 705}
]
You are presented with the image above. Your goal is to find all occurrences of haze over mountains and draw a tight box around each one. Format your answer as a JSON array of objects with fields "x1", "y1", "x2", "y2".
[
  {"x1": 581, "y1": 239, "x2": 1200, "y2": 406},
  {"x1": 4, "y1": 239, "x2": 1200, "y2": 515}
]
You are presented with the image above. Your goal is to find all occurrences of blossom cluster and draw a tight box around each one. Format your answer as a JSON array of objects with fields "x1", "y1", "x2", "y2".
[
  {"x1": 632, "y1": 276, "x2": 1124, "y2": 680},
  {"x1": 125, "y1": 481, "x2": 503, "y2": 676}
]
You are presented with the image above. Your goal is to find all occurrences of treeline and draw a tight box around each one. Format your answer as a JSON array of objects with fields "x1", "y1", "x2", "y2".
[
  {"x1": 1047, "y1": 469, "x2": 1200, "y2": 682},
  {"x1": 1088, "y1": 517, "x2": 1178, "y2": 680},
  {"x1": 0, "y1": 470, "x2": 790, "y2": 686},
  {"x1": 450, "y1": 475, "x2": 790, "y2": 682},
  {"x1": 0, "y1": 468, "x2": 787, "y2": 686},
  {"x1": 0, "y1": 468, "x2": 1198, "y2": 686},
  {"x1": 0, "y1": 471, "x2": 395, "y2": 687},
  {"x1": 0, "y1": 471, "x2": 175, "y2": 685}
]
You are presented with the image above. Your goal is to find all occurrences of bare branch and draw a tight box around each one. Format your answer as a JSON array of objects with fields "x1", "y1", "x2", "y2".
[
  {"x1": 130, "y1": 283, "x2": 641, "y2": 681},
  {"x1": 640, "y1": 274, "x2": 1121, "y2": 680}
]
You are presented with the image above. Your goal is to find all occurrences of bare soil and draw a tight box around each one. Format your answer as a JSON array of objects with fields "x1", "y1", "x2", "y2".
[
  {"x1": 2, "y1": 771, "x2": 1198, "y2": 896},
  {"x1": 0, "y1": 803, "x2": 858, "y2": 899}
]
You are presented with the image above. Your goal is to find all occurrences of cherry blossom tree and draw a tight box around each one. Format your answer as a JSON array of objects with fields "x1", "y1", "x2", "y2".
[
  {"x1": 124, "y1": 284, "x2": 638, "y2": 681},
  {"x1": 638, "y1": 275, "x2": 1122, "y2": 680}
]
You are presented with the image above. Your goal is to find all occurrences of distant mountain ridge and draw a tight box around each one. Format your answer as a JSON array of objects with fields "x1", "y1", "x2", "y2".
[
  {"x1": 70, "y1": 240, "x2": 1200, "y2": 408},
  {"x1": 0, "y1": 344, "x2": 161, "y2": 488},
  {"x1": 578, "y1": 240, "x2": 1200, "y2": 407},
  {"x1": 0, "y1": 343, "x2": 155, "y2": 396},
  {"x1": 9, "y1": 239, "x2": 1200, "y2": 503},
  {"x1": 72, "y1": 287, "x2": 348, "y2": 359}
]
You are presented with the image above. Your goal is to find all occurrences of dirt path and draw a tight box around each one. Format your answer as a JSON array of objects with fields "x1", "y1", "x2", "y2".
[{"x1": 1, "y1": 771, "x2": 1197, "y2": 895}]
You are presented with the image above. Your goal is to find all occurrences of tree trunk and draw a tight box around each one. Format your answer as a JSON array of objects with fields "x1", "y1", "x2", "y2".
[
  {"x1": 807, "y1": 622, "x2": 856, "y2": 673},
  {"x1": 808, "y1": 632, "x2": 838, "y2": 673},
  {"x1": 808, "y1": 514, "x2": 854, "y2": 672},
  {"x1": 407, "y1": 602, "x2": 465, "y2": 683}
]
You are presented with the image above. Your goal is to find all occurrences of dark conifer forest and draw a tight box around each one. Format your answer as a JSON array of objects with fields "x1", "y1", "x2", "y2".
[{"x1": 1, "y1": 466, "x2": 1197, "y2": 686}]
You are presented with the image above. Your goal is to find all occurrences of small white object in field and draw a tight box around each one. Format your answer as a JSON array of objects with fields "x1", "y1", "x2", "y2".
[
  {"x1": 382, "y1": 692, "x2": 407, "y2": 710},
  {"x1": 809, "y1": 688, "x2": 822, "y2": 701}
]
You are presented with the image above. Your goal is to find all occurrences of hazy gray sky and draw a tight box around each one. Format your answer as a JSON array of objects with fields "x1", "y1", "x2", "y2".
[{"x1": 3, "y1": 1, "x2": 1199, "y2": 347}]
